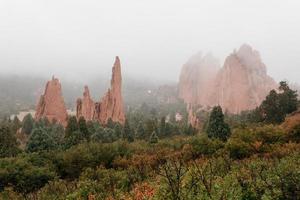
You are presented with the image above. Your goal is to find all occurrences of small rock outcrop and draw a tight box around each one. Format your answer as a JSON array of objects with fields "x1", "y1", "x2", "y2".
[
  {"x1": 76, "y1": 56, "x2": 125, "y2": 125},
  {"x1": 35, "y1": 76, "x2": 68, "y2": 126},
  {"x1": 178, "y1": 44, "x2": 277, "y2": 115}
]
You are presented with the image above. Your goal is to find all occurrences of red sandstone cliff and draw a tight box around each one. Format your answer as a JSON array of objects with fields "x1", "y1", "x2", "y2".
[
  {"x1": 179, "y1": 44, "x2": 277, "y2": 116},
  {"x1": 35, "y1": 76, "x2": 68, "y2": 126},
  {"x1": 212, "y1": 44, "x2": 277, "y2": 113}
]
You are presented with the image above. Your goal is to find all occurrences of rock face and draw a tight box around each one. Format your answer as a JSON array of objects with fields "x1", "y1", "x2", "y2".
[
  {"x1": 35, "y1": 76, "x2": 68, "y2": 126},
  {"x1": 76, "y1": 86, "x2": 95, "y2": 121},
  {"x1": 179, "y1": 44, "x2": 277, "y2": 115},
  {"x1": 179, "y1": 52, "x2": 220, "y2": 106},
  {"x1": 76, "y1": 56, "x2": 125, "y2": 125},
  {"x1": 212, "y1": 44, "x2": 277, "y2": 113}
]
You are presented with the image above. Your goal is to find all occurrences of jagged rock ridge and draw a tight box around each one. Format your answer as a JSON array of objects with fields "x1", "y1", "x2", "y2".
[
  {"x1": 76, "y1": 56, "x2": 125, "y2": 125},
  {"x1": 179, "y1": 44, "x2": 277, "y2": 115},
  {"x1": 35, "y1": 76, "x2": 68, "y2": 126}
]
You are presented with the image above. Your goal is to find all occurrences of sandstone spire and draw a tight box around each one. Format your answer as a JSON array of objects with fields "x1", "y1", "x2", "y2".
[
  {"x1": 75, "y1": 56, "x2": 125, "y2": 125},
  {"x1": 76, "y1": 86, "x2": 95, "y2": 121},
  {"x1": 98, "y1": 56, "x2": 125, "y2": 124},
  {"x1": 35, "y1": 76, "x2": 68, "y2": 126}
]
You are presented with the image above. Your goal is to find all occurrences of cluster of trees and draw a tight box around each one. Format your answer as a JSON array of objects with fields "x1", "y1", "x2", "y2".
[{"x1": 242, "y1": 81, "x2": 299, "y2": 124}]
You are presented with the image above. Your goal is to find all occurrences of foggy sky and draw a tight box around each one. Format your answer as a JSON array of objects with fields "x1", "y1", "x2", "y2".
[{"x1": 0, "y1": 0, "x2": 299, "y2": 83}]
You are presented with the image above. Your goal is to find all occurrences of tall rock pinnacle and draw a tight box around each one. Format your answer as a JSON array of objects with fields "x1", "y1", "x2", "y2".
[
  {"x1": 76, "y1": 56, "x2": 125, "y2": 125},
  {"x1": 98, "y1": 56, "x2": 125, "y2": 124},
  {"x1": 35, "y1": 76, "x2": 68, "y2": 126}
]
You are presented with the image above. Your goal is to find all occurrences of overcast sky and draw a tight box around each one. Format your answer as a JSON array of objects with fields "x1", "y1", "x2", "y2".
[{"x1": 0, "y1": 0, "x2": 299, "y2": 83}]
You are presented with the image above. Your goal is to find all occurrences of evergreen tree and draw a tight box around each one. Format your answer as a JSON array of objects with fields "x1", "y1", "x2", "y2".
[
  {"x1": 90, "y1": 126, "x2": 105, "y2": 142},
  {"x1": 64, "y1": 130, "x2": 85, "y2": 149},
  {"x1": 0, "y1": 123, "x2": 20, "y2": 157},
  {"x1": 136, "y1": 121, "x2": 145, "y2": 139},
  {"x1": 26, "y1": 128, "x2": 57, "y2": 152},
  {"x1": 261, "y1": 90, "x2": 283, "y2": 123},
  {"x1": 149, "y1": 131, "x2": 159, "y2": 144},
  {"x1": 11, "y1": 116, "x2": 21, "y2": 134},
  {"x1": 159, "y1": 116, "x2": 166, "y2": 136},
  {"x1": 78, "y1": 116, "x2": 89, "y2": 141},
  {"x1": 49, "y1": 123, "x2": 65, "y2": 146},
  {"x1": 123, "y1": 119, "x2": 134, "y2": 142},
  {"x1": 114, "y1": 123, "x2": 122, "y2": 138},
  {"x1": 22, "y1": 114, "x2": 34, "y2": 135},
  {"x1": 102, "y1": 128, "x2": 117, "y2": 143},
  {"x1": 65, "y1": 116, "x2": 78, "y2": 138},
  {"x1": 258, "y1": 82, "x2": 298, "y2": 124},
  {"x1": 206, "y1": 106, "x2": 231, "y2": 141},
  {"x1": 278, "y1": 81, "x2": 298, "y2": 114}
]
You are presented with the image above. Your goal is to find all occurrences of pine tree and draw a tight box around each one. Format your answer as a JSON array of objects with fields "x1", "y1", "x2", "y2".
[
  {"x1": 26, "y1": 128, "x2": 57, "y2": 152},
  {"x1": 278, "y1": 81, "x2": 298, "y2": 114},
  {"x1": 78, "y1": 117, "x2": 89, "y2": 141},
  {"x1": 0, "y1": 124, "x2": 20, "y2": 157},
  {"x1": 261, "y1": 90, "x2": 283, "y2": 123},
  {"x1": 123, "y1": 119, "x2": 134, "y2": 142},
  {"x1": 159, "y1": 117, "x2": 166, "y2": 136},
  {"x1": 22, "y1": 114, "x2": 34, "y2": 135},
  {"x1": 258, "y1": 82, "x2": 298, "y2": 124},
  {"x1": 114, "y1": 123, "x2": 122, "y2": 138},
  {"x1": 65, "y1": 116, "x2": 78, "y2": 138},
  {"x1": 136, "y1": 121, "x2": 145, "y2": 139},
  {"x1": 206, "y1": 106, "x2": 231, "y2": 141},
  {"x1": 11, "y1": 116, "x2": 21, "y2": 134}
]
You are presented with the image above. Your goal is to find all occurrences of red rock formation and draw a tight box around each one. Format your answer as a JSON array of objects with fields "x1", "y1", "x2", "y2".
[
  {"x1": 179, "y1": 52, "x2": 220, "y2": 105},
  {"x1": 178, "y1": 44, "x2": 277, "y2": 115},
  {"x1": 97, "y1": 56, "x2": 125, "y2": 124},
  {"x1": 76, "y1": 56, "x2": 125, "y2": 125},
  {"x1": 35, "y1": 76, "x2": 68, "y2": 126},
  {"x1": 212, "y1": 44, "x2": 277, "y2": 113},
  {"x1": 76, "y1": 86, "x2": 95, "y2": 121}
]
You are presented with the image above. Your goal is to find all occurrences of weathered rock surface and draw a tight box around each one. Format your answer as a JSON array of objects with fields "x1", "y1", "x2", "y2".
[
  {"x1": 179, "y1": 44, "x2": 277, "y2": 115},
  {"x1": 76, "y1": 56, "x2": 125, "y2": 125},
  {"x1": 76, "y1": 86, "x2": 95, "y2": 121},
  {"x1": 35, "y1": 76, "x2": 68, "y2": 126},
  {"x1": 212, "y1": 44, "x2": 277, "y2": 113},
  {"x1": 97, "y1": 56, "x2": 125, "y2": 124},
  {"x1": 179, "y1": 52, "x2": 220, "y2": 106}
]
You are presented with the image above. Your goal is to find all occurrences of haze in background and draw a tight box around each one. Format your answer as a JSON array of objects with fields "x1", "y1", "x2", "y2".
[{"x1": 0, "y1": 0, "x2": 299, "y2": 83}]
